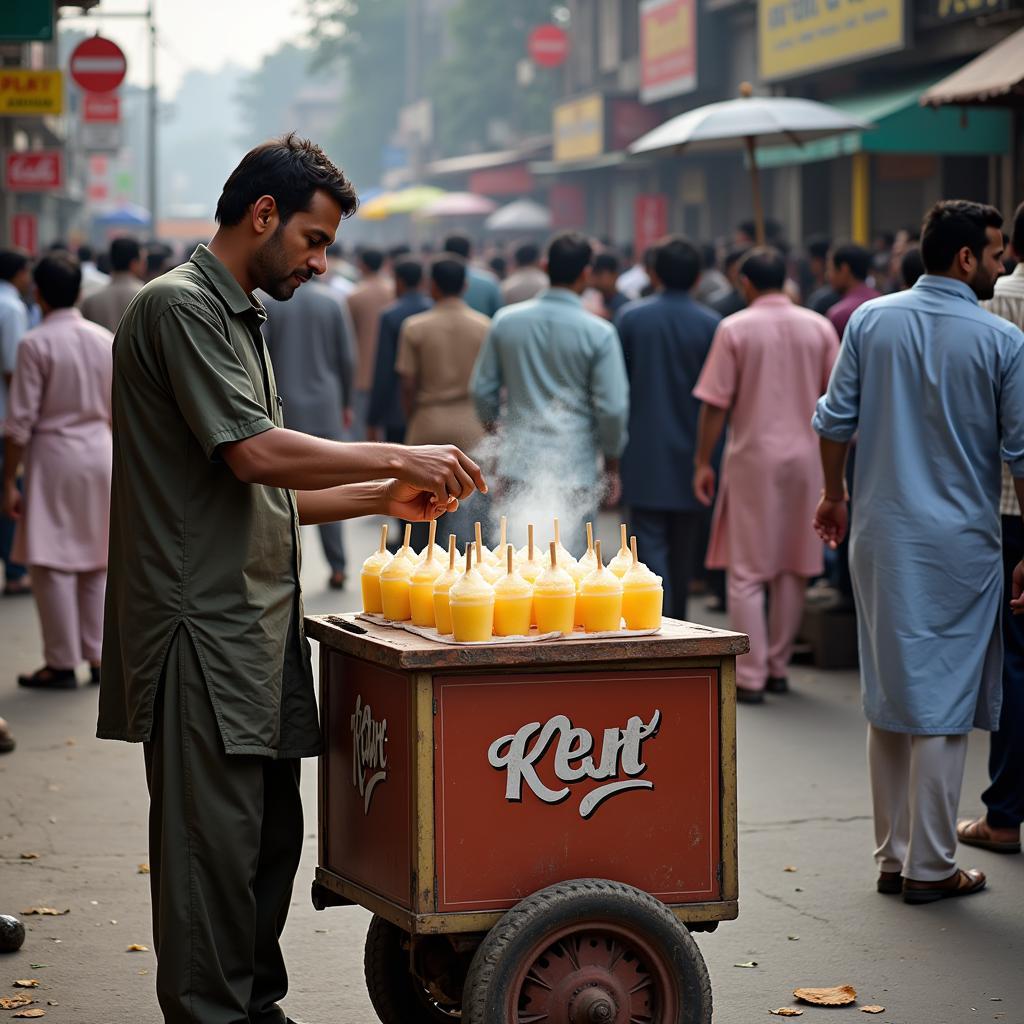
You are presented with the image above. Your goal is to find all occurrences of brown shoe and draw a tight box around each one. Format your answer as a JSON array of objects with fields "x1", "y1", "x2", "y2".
[
  {"x1": 957, "y1": 816, "x2": 1021, "y2": 854},
  {"x1": 903, "y1": 867, "x2": 986, "y2": 905},
  {"x1": 877, "y1": 870, "x2": 902, "y2": 895}
]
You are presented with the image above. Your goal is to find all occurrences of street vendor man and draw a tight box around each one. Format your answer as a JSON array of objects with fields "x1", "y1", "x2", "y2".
[{"x1": 97, "y1": 133, "x2": 487, "y2": 1024}]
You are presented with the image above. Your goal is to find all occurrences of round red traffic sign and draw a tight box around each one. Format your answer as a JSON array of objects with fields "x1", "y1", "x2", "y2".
[
  {"x1": 70, "y1": 36, "x2": 127, "y2": 94},
  {"x1": 528, "y1": 24, "x2": 569, "y2": 68}
]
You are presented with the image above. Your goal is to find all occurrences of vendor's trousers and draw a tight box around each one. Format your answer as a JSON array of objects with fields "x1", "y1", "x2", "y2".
[
  {"x1": 982, "y1": 516, "x2": 1024, "y2": 829},
  {"x1": 728, "y1": 570, "x2": 806, "y2": 691},
  {"x1": 867, "y1": 725, "x2": 969, "y2": 882},
  {"x1": 144, "y1": 628, "x2": 303, "y2": 1024},
  {"x1": 630, "y1": 507, "x2": 703, "y2": 621},
  {"x1": 31, "y1": 565, "x2": 105, "y2": 670}
]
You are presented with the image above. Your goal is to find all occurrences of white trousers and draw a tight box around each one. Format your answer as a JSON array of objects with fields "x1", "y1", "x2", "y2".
[
  {"x1": 31, "y1": 565, "x2": 106, "y2": 671},
  {"x1": 867, "y1": 724, "x2": 969, "y2": 881},
  {"x1": 728, "y1": 571, "x2": 807, "y2": 691}
]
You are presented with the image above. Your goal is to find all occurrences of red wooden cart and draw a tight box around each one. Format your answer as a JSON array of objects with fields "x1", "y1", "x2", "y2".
[{"x1": 307, "y1": 613, "x2": 746, "y2": 1024}]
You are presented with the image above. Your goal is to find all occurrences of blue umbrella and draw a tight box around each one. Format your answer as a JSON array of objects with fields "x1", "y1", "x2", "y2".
[{"x1": 94, "y1": 203, "x2": 152, "y2": 227}]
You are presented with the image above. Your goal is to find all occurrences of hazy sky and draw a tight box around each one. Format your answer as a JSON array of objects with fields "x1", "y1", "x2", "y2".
[{"x1": 58, "y1": 0, "x2": 314, "y2": 98}]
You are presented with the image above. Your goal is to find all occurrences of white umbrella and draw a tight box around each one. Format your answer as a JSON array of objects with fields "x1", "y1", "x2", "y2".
[
  {"x1": 629, "y1": 85, "x2": 873, "y2": 244},
  {"x1": 485, "y1": 198, "x2": 552, "y2": 232}
]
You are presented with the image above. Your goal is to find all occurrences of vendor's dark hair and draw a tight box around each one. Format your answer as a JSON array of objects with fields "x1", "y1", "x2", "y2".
[
  {"x1": 431, "y1": 255, "x2": 466, "y2": 297},
  {"x1": 831, "y1": 242, "x2": 871, "y2": 281},
  {"x1": 215, "y1": 132, "x2": 357, "y2": 227},
  {"x1": 546, "y1": 231, "x2": 593, "y2": 287},
  {"x1": 920, "y1": 200, "x2": 1002, "y2": 274},
  {"x1": 654, "y1": 235, "x2": 700, "y2": 291},
  {"x1": 34, "y1": 253, "x2": 82, "y2": 309},
  {"x1": 739, "y1": 246, "x2": 787, "y2": 291}
]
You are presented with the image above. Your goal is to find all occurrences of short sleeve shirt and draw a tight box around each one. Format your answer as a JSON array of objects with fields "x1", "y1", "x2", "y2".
[{"x1": 97, "y1": 245, "x2": 319, "y2": 758}]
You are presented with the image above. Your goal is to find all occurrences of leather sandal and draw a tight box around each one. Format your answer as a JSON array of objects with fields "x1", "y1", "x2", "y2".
[
  {"x1": 17, "y1": 666, "x2": 77, "y2": 690},
  {"x1": 957, "y1": 816, "x2": 1021, "y2": 854},
  {"x1": 903, "y1": 867, "x2": 986, "y2": 905},
  {"x1": 877, "y1": 870, "x2": 902, "y2": 895}
]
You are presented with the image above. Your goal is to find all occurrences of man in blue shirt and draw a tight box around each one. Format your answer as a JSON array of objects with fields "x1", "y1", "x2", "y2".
[
  {"x1": 445, "y1": 233, "x2": 501, "y2": 317},
  {"x1": 471, "y1": 232, "x2": 628, "y2": 553},
  {"x1": 617, "y1": 236, "x2": 721, "y2": 619},
  {"x1": 367, "y1": 258, "x2": 431, "y2": 444}
]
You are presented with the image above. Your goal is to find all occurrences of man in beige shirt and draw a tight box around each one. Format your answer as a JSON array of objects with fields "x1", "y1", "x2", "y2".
[
  {"x1": 345, "y1": 247, "x2": 395, "y2": 438},
  {"x1": 397, "y1": 255, "x2": 489, "y2": 549},
  {"x1": 80, "y1": 237, "x2": 145, "y2": 333}
]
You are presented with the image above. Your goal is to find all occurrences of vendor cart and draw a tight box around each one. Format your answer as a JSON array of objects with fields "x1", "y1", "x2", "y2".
[{"x1": 306, "y1": 613, "x2": 747, "y2": 1024}]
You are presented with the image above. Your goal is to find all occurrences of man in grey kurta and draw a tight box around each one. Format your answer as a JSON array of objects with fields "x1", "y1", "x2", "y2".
[
  {"x1": 262, "y1": 278, "x2": 354, "y2": 588},
  {"x1": 813, "y1": 200, "x2": 1024, "y2": 904}
]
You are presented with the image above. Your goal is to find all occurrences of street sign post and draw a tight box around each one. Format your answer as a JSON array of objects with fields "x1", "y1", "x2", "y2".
[
  {"x1": 70, "y1": 36, "x2": 127, "y2": 94},
  {"x1": 82, "y1": 92, "x2": 122, "y2": 152}
]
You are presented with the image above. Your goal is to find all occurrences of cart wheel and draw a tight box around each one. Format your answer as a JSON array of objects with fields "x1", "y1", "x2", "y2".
[
  {"x1": 364, "y1": 915, "x2": 463, "y2": 1023},
  {"x1": 462, "y1": 878, "x2": 712, "y2": 1024}
]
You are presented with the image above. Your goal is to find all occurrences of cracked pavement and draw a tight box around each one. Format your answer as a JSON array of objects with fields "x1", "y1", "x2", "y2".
[{"x1": 1, "y1": 515, "x2": 1022, "y2": 1022}]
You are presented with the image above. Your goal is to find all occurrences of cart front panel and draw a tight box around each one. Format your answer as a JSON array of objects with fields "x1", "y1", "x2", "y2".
[{"x1": 433, "y1": 668, "x2": 720, "y2": 914}]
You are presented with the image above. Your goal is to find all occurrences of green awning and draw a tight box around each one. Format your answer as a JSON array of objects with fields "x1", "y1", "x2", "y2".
[{"x1": 756, "y1": 79, "x2": 1011, "y2": 168}]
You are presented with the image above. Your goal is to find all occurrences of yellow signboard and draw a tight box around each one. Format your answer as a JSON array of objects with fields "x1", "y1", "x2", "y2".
[
  {"x1": 553, "y1": 94, "x2": 604, "y2": 164},
  {"x1": 759, "y1": 0, "x2": 905, "y2": 82},
  {"x1": 0, "y1": 69, "x2": 63, "y2": 116}
]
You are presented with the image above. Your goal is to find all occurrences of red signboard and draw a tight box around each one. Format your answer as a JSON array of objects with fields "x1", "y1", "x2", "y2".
[
  {"x1": 433, "y1": 669, "x2": 720, "y2": 913},
  {"x1": 609, "y1": 99, "x2": 664, "y2": 153},
  {"x1": 549, "y1": 183, "x2": 586, "y2": 230},
  {"x1": 640, "y1": 0, "x2": 697, "y2": 103},
  {"x1": 70, "y1": 36, "x2": 127, "y2": 94},
  {"x1": 83, "y1": 91, "x2": 120, "y2": 122},
  {"x1": 528, "y1": 24, "x2": 570, "y2": 68},
  {"x1": 5, "y1": 151, "x2": 63, "y2": 191},
  {"x1": 635, "y1": 193, "x2": 669, "y2": 256},
  {"x1": 11, "y1": 213, "x2": 38, "y2": 255},
  {"x1": 469, "y1": 163, "x2": 535, "y2": 197}
]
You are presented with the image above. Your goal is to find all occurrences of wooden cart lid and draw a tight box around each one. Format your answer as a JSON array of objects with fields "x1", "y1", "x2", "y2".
[{"x1": 305, "y1": 614, "x2": 749, "y2": 671}]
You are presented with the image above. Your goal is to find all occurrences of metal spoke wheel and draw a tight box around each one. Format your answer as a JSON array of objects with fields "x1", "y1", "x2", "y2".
[
  {"x1": 364, "y1": 915, "x2": 466, "y2": 1023},
  {"x1": 462, "y1": 879, "x2": 712, "y2": 1024}
]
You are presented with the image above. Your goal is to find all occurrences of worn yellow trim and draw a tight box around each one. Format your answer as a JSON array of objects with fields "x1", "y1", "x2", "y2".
[
  {"x1": 720, "y1": 657, "x2": 739, "y2": 903},
  {"x1": 412, "y1": 672, "x2": 436, "y2": 915},
  {"x1": 852, "y1": 152, "x2": 871, "y2": 245}
]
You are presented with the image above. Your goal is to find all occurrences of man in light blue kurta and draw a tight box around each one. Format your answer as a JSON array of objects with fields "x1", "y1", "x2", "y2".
[
  {"x1": 471, "y1": 232, "x2": 628, "y2": 553},
  {"x1": 813, "y1": 201, "x2": 1024, "y2": 904}
]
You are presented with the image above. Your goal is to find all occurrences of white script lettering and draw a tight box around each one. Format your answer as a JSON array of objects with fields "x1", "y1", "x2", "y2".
[{"x1": 351, "y1": 694, "x2": 388, "y2": 814}]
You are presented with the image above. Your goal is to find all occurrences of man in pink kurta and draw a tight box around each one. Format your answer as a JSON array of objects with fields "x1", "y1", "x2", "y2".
[
  {"x1": 693, "y1": 247, "x2": 837, "y2": 701},
  {"x1": 2, "y1": 254, "x2": 113, "y2": 689}
]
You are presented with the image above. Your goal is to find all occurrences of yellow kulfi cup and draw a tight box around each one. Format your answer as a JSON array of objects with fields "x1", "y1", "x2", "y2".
[
  {"x1": 380, "y1": 524, "x2": 416, "y2": 622},
  {"x1": 534, "y1": 542, "x2": 576, "y2": 635},
  {"x1": 409, "y1": 520, "x2": 443, "y2": 627},
  {"x1": 579, "y1": 540, "x2": 624, "y2": 633},
  {"x1": 493, "y1": 545, "x2": 533, "y2": 637},
  {"x1": 432, "y1": 535, "x2": 460, "y2": 635},
  {"x1": 360, "y1": 523, "x2": 390, "y2": 614},
  {"x1": 449, "y1": 544, "x2": 495, "y2": 642},
  {"x1": 621, "y1": 535, "x2": 663, "y2": 630}
]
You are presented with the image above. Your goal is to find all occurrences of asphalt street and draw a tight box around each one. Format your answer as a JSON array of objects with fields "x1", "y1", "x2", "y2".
[{"x1": 2, "y1": 513, "x2": 1022, "y2": 1023}]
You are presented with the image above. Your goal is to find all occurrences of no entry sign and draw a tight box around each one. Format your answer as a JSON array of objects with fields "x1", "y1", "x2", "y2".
[
  {"x1": 69, "y1": 36, "x2": 127, "y2": 94},
  {"x1": 528, "y1": 24, "x2": 569, "y2": 68}
]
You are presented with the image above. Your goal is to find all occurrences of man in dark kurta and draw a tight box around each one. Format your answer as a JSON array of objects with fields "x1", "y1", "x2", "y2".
[{"x1": 97, "y1": 134, "x2": 485, "y2": 1023}]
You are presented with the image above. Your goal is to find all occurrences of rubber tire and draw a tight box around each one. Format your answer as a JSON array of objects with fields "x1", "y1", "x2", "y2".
[
  {"x1": 462, "y1": 878, "x2": 712, "y2": 1024},
  {"x1": 363, "y1": 915, "x2": 461, "y2": 1023}
]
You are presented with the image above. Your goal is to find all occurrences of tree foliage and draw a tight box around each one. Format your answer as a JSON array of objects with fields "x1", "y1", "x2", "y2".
[{"x1": 235, "y1": 43, "x2": 316, "y2": 148}]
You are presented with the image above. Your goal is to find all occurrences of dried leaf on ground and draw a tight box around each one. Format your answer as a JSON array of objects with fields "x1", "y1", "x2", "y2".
[
  {"x1": 21, "y1": 908, "x2": 68, "y2": 916},
  {"x1": 769, "y1": 1010, "x2": 804, "y2": 1017},
  {"x1": 126, "y1": 944, "x2": 149, "y2": 952},
  {"x1": 12, "y1": 980, "x2": 40, "y2": 989},
  {"x1": 861, "y1": 1008, "x2": 885, "y2": 1015},
  {"x1": 137, "y1": 863, "x2": 150, "y2": 874},
  {"x1": 13, "y1": 1009, "x2": 46, "y2": 1018},
  {"x1": 783, "y1": 866, "x2": 798, "y2": 872},
  {"x1": 793, "y1": 985, "x2": 857, "y2": 1006},
  {"x1": 19, "y1": 853, "x2": 39, "y2": 860},
  {"x1": 788, "y1": 935, "x2": 800, "y2": 941},
  {"x1": 734, "y1": 961, "x2": 759, "y2": 968},
  {"x1": 28, "y1": 965, "x2": 48, "y2": 970},
  {"x1": 0, "y1": 995, "x2": 33, "y2": 1009}
]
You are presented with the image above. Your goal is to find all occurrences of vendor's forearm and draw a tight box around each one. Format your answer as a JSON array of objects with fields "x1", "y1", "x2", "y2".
[
  {"x1": 222, "y1": 428, "x2": 405, "y2": 490},
  {"x1": 694, "y1": 404, "x2": 727, "y2": 467},
  {"x1": 296, "y1": 481, "x2": 389, "y2": 525},
  {"x1": 820, "y1": 437, "x2": 851, "y2": 499}
]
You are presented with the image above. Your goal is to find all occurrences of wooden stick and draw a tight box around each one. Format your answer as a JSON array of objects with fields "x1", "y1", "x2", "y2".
[
  {"x1": 507, "y1": 544, "x2": 514, "y2": 575},
  {"x1": 586, "y1": 521, "x2": 594, "y2": 554},
  {"x1": 475, "y1": 521, "x2": 484, "y2": 553},
  {"x1": 553, "y1": 517, "x2": 561, "y2": 547},
  {"x1": 378, "y1": 523, "x2": 388, "y2": 554},
  {"x1": 499, "y1": 515, "x2": 507, "y2": 552},
  {"x1": 402, "y1": 523, "x2": 412, "y2": 552},
  {"x1": 528, "y1": 523, "x2": 534, "y2": 561},
  {"x1": 465, "y1": 542, "x2": 473, "y2": 573},
  {"x1": 631, "y1": 535, "x2": 639, "y2": 565},
  {"x1": 550, "y1": 540, "x2": 557, "y2": 568},
  {"x1": 448, "y1": 533, "x2": 456, "y2": 570},
  {"x1": 426, "y1": 519, "x2": 437, "y2": 561},
  {"x1": 595, "y1": 539, "x2": 603, "y2": 568},
  {"x1": 620, "y1": 522, "x2": 628, "y2": 552}
]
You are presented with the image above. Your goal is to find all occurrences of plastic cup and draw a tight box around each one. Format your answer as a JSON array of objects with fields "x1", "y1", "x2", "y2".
[
  {"x1": 579, "y1": 541, "x2": 623, "y2": 633},
  {"x1": 449, "y1": 548, "x2": 495, "y2": 642},
  {"x1": 493, "y1": 546, "x2": 533, "y2": 637},
  {"x1": 534, "y1": 544, "x2": 576, "y2": 635},
  {"x1": 379, "y1": 543, "x2": 417, "y2": 622},
  {"x1": 622, "y1": 582, "x2": 664, "y2": 630},
  {"x1": 410, "y1": 557, "x2": 444, "y2": 628},
  {"x1": 360, "y1": 525, "x2": 391, "y2": 614}
]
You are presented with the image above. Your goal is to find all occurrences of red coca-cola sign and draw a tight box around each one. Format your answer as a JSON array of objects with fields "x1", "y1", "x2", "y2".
[{"x1": 5, "y1": 151, "x2": 63, "y2": 191}]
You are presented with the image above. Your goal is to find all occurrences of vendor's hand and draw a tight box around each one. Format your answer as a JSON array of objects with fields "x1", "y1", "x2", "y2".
[
  {"x1": 1010, "y1": 559, "x2": 1024, "y2": 615},
  {"x1": 382, "y1": 479, "x2": 458, "y2": 522},
  {"x1": 2, "y1": 484, "x2": 21, "y2": 520},
  {"x1": 397, "y1": 444, "x2": 487, "y2": 507},
  {"x1": 813, "y1": 495, "x2": 848, "y2": 550},
  {"x1": 693, "y1": 464, "x2": 716, "y2": 507}
]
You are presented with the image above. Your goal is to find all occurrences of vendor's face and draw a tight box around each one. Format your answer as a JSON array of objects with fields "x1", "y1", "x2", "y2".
[
  {"x1": 253, "y1": 190, "x2": 342, "y2": 301},
  {"x1": 966, "y1": 226, "x2": 1005, "y2": 301}
]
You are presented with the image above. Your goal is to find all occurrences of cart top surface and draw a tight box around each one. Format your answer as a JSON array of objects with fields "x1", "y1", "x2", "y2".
[{"x1": 305, "y1": 613, "x2": 748, "y2": 671}]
